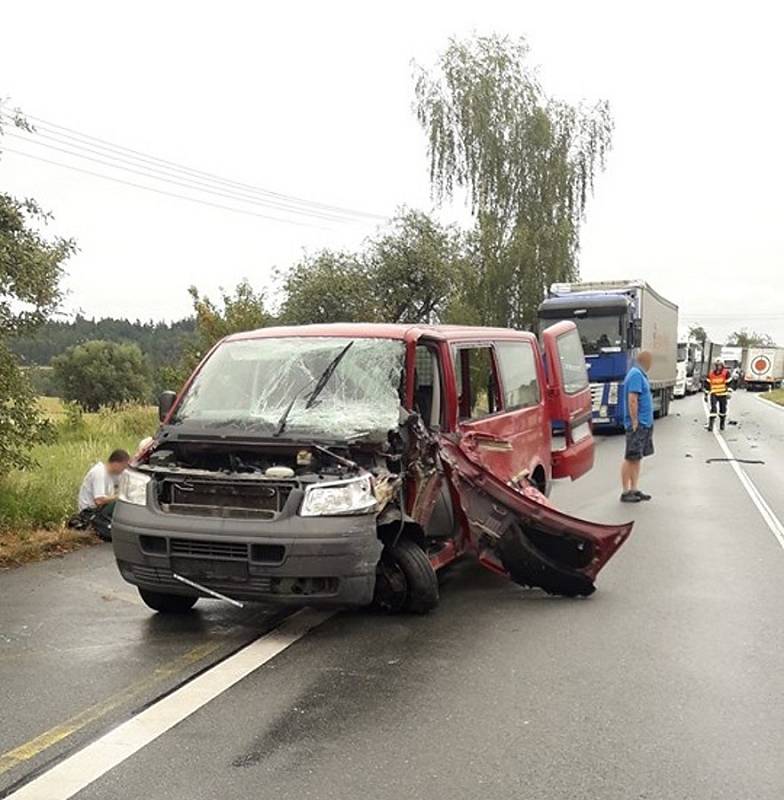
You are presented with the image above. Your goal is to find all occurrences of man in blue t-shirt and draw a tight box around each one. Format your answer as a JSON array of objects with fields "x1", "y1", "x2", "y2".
[{"x1": 621, "y1": 350, "x2": 655, "y2": 503}]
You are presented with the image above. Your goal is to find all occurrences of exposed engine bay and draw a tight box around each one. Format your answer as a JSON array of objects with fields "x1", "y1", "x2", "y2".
[{"x1": 137, "y1": 425, "x2": 411, "y2": 523}]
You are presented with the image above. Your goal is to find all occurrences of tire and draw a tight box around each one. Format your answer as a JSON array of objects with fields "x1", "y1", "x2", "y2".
[
  {"x1": 138, "y1": 588, "x2": 198, "y2": 614},
  {"x1": 373, "y1": 539, "x2": 439, "y2": 614}
]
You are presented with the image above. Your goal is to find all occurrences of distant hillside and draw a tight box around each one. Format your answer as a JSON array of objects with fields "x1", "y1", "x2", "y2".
[{"x1": 10, "y1": 316, "x2": 196, "y2": 367}]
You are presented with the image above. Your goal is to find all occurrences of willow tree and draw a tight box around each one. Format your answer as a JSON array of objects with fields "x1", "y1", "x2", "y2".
[{"x1": 414, "y1": 35, "x2": 612, "y2": 328}]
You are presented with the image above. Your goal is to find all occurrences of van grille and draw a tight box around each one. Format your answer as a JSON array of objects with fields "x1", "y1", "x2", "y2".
[
  {"x1": 131, "y1": 564, "x2": 272, "y2": 593},
  {"x1": 170, "y1": 538, "x2": 248, "y2": 559},
  {"x1": 158, "y1": 478, "x2": 293, "y2": 519}
]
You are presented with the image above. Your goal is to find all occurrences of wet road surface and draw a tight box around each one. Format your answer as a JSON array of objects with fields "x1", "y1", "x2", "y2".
[{"x1": 3, "y1": 391, "x2": 784, "y2": 798}]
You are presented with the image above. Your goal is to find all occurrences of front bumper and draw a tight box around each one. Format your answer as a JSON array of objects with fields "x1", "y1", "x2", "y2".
[{"x1": 112, "y1": 500, "x2": 382, "y2": 607}]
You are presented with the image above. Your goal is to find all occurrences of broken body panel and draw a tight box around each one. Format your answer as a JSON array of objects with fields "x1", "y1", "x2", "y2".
[{"x1": 113, "y1": 323, "x2": 631, "y2": 611}]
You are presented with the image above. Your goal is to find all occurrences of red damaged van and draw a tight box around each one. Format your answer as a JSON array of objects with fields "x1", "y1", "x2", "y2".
[{"x1": 112, "y1": 322, "x2": 631, "y2": 613}]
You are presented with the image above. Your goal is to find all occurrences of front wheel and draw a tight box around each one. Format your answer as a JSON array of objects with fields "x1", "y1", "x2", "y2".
[
  {"x1": 373, "y1": 539, "x2": 439, "y2": 614},
  {"x1": 139, "y1": 588, "x2": 198, "y2": 614}
]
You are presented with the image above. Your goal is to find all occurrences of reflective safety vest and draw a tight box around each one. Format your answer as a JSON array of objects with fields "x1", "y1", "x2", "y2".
[{"x1": 708, "y1": 368, "x2": 730, "y2": 396}]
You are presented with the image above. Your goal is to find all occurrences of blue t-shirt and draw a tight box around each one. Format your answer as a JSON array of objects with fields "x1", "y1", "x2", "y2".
[{"x1": 623, "y1": 365, "x2": 653, "y2": 429}]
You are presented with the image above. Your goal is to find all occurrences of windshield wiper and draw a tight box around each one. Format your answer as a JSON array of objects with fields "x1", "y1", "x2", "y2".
[
  {"x1": 273, "y1": 384, "x2": 310, "y2": 437},
  {"x1": 273, "y1": 341, "x2": 354, "y2": 437},
  {"x1": 304, "y1": 341, "x2": 354, "y2": 410}
]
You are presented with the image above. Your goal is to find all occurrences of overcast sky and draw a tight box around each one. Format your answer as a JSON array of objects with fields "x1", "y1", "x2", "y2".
[{"x1": 2, "y1": 0, "x2": 783, "y2": 344}]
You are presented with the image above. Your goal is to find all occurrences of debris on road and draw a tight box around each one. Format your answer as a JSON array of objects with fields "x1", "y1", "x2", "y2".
[{"x1": 705, "y1": 458, "x2": 765, "y2": 465}]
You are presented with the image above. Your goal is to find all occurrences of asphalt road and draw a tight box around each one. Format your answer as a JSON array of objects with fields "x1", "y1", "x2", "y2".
[{"x1": 3, "y1": 391, "x2": 784, "y2": 799}]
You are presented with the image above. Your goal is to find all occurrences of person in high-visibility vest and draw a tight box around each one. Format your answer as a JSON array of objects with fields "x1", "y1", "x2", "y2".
[{"x1": 705, "y1": 358, "x2": 731, "y2": 431}]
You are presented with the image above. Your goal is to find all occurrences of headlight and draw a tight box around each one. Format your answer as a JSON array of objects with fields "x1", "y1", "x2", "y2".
[
  {"x1": 300, "y1": 476, "x2": 376, "y2": 517},
  {"x1": 118, "y1": 469, "x2": 151, "y2": 506},
  {"x1": 608, "y1": 382, "x2": 619, "y2": 405}
]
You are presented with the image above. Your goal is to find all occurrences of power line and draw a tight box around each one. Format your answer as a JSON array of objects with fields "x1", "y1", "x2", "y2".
[
  {"x1": 1, "y1": 110, "x2": 387, "y2": 222},
  {"x1": 6, "y1": 126, "x2": 367, "y2": 222},
  {"x1": 3, "y1": 130, "x2": 368, "y2": 224},
  {"x1": 1, "y1": 146, "x2": 329, "y2": 229}
]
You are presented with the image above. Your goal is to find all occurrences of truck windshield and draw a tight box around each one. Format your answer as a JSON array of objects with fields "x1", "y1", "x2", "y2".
[
  {"x1": 570, "y1": 315, "x2": 625, "y2": 355},
  {"x1": 173, "y1": 337, "x2": 405, "y2": 441}
]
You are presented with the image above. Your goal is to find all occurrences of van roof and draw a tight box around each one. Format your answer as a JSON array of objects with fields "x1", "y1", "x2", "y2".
[{"x1": 226, "y1": 322, "x2": 536, "y2": 344}]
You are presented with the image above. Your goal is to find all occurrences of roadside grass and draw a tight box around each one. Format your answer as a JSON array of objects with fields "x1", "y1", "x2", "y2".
[
  {"x1": 762, "y1": 388, "x2": 784, "y2": 406},
  {"x1": 0, "y1": 528, "x2": 101, "y2": 569},
  {"x1": 0, "y1": 399, "x2": 157, "y2": 567}
]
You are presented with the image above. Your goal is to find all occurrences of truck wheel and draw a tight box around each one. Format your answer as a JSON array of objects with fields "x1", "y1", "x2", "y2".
[
  {"x1": 373, "y1": 539, "x2": 439, "y2": 614},
  {"x1": 139, "y1": 588, "x2": 198, "y2": 614}
]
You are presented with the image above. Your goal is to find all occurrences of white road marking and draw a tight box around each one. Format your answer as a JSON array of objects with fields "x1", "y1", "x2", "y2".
[
  {"x1": 6, "y1": 608, "x2": 334, "y2": 800},
  {"x1": 713, "y1": 430, "x2": 784, "y2": 552},
  {"x1": 757, "y1": 394, "x2": 784, "y2": 412}
]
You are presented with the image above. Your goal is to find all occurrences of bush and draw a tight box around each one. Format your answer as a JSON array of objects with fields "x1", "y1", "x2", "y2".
[
  {"x1": 0, "y1": 345, "x2": 54, "y2": 474},
  {"x1": 52, "y1": 340, "x2": 151, "y2": 411},
  {"x1": 23, "y1": 365, "x2": 58, "y2": 396}
]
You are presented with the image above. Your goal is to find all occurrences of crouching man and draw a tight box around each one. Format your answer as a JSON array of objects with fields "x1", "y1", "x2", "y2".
[{"x1": 75, "y1": 449, "x2": 130, "y2": 541}]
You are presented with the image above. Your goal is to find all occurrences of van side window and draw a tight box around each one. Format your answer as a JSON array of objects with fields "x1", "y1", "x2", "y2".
[
  {"x1": 414, "y1": 344, "x2": 443, "y2": 429},
  {"x1": 454, "y1": 346, "x2": 501, "y2": 420},
  {"x1": 495, "y1": 341, "x2": 541, "y2": 409}
]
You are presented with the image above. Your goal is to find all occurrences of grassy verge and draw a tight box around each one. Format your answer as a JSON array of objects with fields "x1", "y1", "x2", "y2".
[
  {"x1": 0, "y1": 399, "x2": 157, "y2": 567},
  {"x1": 761, "y1": 388, "x2": 784, "y2": 406},
  {"x1": 0, "y1": 528, "x2": 101, "y2": 569}
]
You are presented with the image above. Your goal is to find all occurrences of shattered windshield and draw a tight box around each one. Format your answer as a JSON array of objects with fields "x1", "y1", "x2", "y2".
[{"x1": 174, "y1": 337, "x2": 405, "y2": 441}]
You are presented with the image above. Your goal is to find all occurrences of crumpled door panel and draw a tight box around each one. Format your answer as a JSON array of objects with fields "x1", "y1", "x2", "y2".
[{"x1": 440, "y1": 438, "x2": 632, "y2": 596}]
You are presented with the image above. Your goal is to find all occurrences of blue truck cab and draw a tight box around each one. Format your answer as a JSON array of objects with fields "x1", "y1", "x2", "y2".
[{"x1": 537, "y1": 280, "x2": 678, "y2": 429}]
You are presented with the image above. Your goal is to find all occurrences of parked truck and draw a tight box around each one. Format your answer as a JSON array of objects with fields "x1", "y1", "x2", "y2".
[
  {"x1": 742, "y1": 346, "x2": 784, "y2": 391},
  {"x1": 674, "y1": 341, "x2": 689, "y2": 398},
  {"x1": 537, "y1": 280, "x2": 678, "y2": 427},
  {"x1": 721, "y1": 346, "x2": 745, "y2": 388},
  {"x1": 691, "y1": 338, "x2": 722, "y2": 392}
]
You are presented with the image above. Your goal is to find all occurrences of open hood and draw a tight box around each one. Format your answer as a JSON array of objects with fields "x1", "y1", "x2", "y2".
[{"x1": 440, "y1": 437, "x2": 632, "y2": 596}]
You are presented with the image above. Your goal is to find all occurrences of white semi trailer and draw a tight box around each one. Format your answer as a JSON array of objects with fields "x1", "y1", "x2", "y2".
[{"x1": 743, "y1": 347, "x2": 784, "y2": 391}]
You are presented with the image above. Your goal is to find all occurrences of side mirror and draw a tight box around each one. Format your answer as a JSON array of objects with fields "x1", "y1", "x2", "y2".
[
  {"x1": 632, "y1": 320, "x2": 643, "y2": 348},
  {"x1": 158, "y1": 391, "x2": 177, "y2": 423}
]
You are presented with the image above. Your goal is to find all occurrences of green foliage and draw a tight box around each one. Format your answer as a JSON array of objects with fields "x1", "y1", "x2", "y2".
[
  {"x1": 21, "y1": 365, "x2": 58, "y2": 396},
  {"x1": 52, "y1": 340, "x2": 151, "y2": 411},
  {"x1": 688, "y1": 324, "x2": 708, "y2": 343},
  {"x1": 158, "y1": 279, "x2": 272, "y2": 391},
  {"x1": 278, "y1": 209, "x2": 466, "y2": 325},
  {"x1": 278, "y1": 250, "x2": 374, "y2": 324},
  {"x1": 369, "y1": 210, "x2": 467, "y2": 323},
  {"x1": 11, "y1": 315, "x2": 195, "y2": 368},
  {"x1": 0, "y1": 344, "x2": 54, "y2": 471},
  {"x1": 188, "y1": 279, "x2": 271, "y2": 346},
  {"x1": 0, "y1": 401, "x2": 157, "y2": 531},
  {"x1": 414, "y1": 34, "x2": 612, "y2": 328},
  {"x1": 727, "y1": 328, "x2": 775, "y2": 348},
  {"x1": 0, "y1": 105, "x2": 75, "y2": 474}
]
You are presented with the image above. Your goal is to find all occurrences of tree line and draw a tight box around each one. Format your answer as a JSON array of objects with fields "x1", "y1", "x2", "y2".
[
  {"x1": 1, "y1": 34, "x2": 612, "y2": 472},
  {"x1": 687, "y1": 324, "x2": 776, "y2": 348}
]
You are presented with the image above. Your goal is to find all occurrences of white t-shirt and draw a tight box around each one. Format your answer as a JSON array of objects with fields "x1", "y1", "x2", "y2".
[{"x1": 78, "y1": 462, "x2": 118, "y2": 511}]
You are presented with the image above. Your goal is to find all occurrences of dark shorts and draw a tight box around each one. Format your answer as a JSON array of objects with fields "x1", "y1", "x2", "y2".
[{"x1": 625, "y1": 426, "x2": 654, "y2": 461}]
